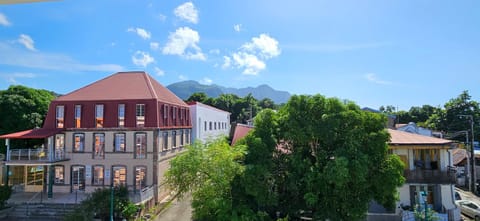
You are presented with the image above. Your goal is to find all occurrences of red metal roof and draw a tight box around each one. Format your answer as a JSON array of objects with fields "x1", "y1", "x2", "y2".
[
  {"x1": 56, "y1": 71, "x2": 187, "y2": 107},
  {"x1": 388, "y1": 129, "x2": 452, "y2": 145},
  {"x1": 0, "y1": 128, "x2": 63, "y2": 139},
  {"x1": 231, "y1": 124, "x2": 254, "y2": 146}
]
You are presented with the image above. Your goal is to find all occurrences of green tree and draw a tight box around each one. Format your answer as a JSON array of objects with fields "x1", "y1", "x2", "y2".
[
  {"x1": 0, "y1": 85, "x2": 56, "y2": 152},
  {"x1": 231, "y1": 109, "x2": 280, "y2": 220},
  {"x1": 275, "y1": 95, "x2": 404, "y2": 220},
  {"x1": 258, "y1": 98, "x2": 276, "y2": 110},
  {"x1": 165, "y1": 139, "x2": 245, "y2": 221},
  {"x1": 64, "y1": 186, "x2": 133, "y2": 221},
  {"x1": 425, "y1": 91, "x2": 480, "y2": 142},
  {"x1": 186, "y1": 92, "x2": 208, "y2": 103}
]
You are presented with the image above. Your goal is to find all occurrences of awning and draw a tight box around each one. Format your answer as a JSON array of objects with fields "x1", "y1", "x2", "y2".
[{"x1": 0, "y1": 128, "x2": 63, "y2": 139}]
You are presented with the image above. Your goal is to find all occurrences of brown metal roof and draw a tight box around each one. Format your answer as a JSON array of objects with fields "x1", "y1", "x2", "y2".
[
  {"x1": 388, "y1": 129, "x2": 452, "y2": 145},
  {"x1": 231, "y1": 124, "x2": 254, "y2": 146},
  {"x1": 56, "y1": 71, "x2": 187, "y2": 107},
  {"x1": 0, "y1": 128, "x2": 63, "y2": 139}
]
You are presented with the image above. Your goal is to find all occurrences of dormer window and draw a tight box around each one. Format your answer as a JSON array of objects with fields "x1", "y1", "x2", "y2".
[
  {"x1": 118, "y1": 104, "x2": 125, "y2": 127},
  {"x1": 95, "y1": 104, "x2": 104, "y2": 128},
  {"x1": 74, "y1": 105, "x2": 81, "y2": 128},
  {"x1": 136, "y1": 104, "x2": 145, "y2": 127},
  {"x1": 56, "y1": 105, "x2": 64, "y2": 128}
]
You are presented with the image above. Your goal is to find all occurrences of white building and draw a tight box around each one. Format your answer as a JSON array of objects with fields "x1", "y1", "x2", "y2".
[{"x1": 188, "y1": 101, "x2": 231, "y2": 143}]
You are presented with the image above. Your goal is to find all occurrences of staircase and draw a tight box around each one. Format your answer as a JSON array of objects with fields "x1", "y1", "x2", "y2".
[{"x1": 6, "y1": 203, "x2": 78, "y2": 221}]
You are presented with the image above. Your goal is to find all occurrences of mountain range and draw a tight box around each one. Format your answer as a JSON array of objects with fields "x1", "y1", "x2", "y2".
[{"x1": 167, "y1": 80, "x2": 291, "y2": 104}]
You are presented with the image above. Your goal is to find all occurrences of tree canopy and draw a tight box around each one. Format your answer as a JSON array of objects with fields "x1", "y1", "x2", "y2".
[{"x1": 168, "y1": 94, "x2": 405, "y2": 221}]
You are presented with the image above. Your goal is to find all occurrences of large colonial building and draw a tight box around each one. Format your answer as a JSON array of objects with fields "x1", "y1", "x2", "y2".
[
  {"x1": 188, "y1": 101, "x2": 231, "y2": 143},
  {"x1": 0, "y1": 72, "x2": 191, "y2": 205}
]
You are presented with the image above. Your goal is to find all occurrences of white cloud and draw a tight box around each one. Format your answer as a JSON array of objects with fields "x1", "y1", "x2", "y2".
[
  {"x1": 179, "y1": 75, "x2": 188, "y2": 81},
  {"x1": 174, "y1": 2, "x2": 198, "y2": 24},
  {"x1": 162, "y1": 27, "x2": 206, "y2": 61},
  {"x1": 232, "y1": 52, "x2": 265, "y2": 75},
  {"x1": 364, "y1": 73, "x2": 392, "y2": 85},
  {"x1": 0, "y1": 42, "x2": 124, "y2": 72},
  {"x1": 209, "y1": 49, "x2": 220, "y2": 55},
  {"x1": 222, "y1": 56, "x2": 231, "y2": 69},
  {"x1": 242, "y1": 34, "x2": 281, "y2": 59},
  {"x1": 157, "y1": 14, "x2": 167, "y2": 21},
  {"x1": 222, "y1": 34, "x2": 280, "y2": 75},
  {"x1": 150, "y1": 42, "x2": 160, "y2": 50},
  {"x1": 233, "y1": 24, "x2": 242, "y2": 32},
  {"x1": 0, "y1": 13, "x2": 11, "y2": 26},
  {"x1": 127, "y1": 27, "x2": 151, "y2": 40},
  {"x1": 131, "y1": 51, "x2": 155, "y2": 67},
  {"x1": 200, "y1": 77, "x2": 212, "y2": 85},
  {"x1": 18, "y1": 34, "x2": 36, "y2": 51},
  {"x1": 154, "y1": 67, "x2": 164, "y2": 76},
  {"x1": 2, "y1": 72, "x2": 36, "y2": 84}
]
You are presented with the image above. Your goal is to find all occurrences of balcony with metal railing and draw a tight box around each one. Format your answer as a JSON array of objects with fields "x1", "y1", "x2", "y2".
[
  {"x1": 130, "y1": 185, "x2": 156, "y2": 204},
  {"x1": 7, "y1": 149, "x2": 69, "y2": 163},
  {"x1": 403, "y1": 169, "x2": 456, "y2": 184}
]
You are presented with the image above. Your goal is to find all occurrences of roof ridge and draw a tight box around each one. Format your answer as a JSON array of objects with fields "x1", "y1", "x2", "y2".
[
  {"x1": 144, "y1": 73, "x2": 158, "y2": 99},
  {"x1": 57, "y1": 73, "x2": 117, "y2": 100}
]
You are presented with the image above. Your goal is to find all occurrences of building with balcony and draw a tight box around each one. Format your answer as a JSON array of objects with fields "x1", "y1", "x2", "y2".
[
  {"x1": 0, "y1": 71, "x2": 192, "y2": 205},
  {"x1": 188, "y1": 101, "x2": 231, "y2": 143},
  {"x1": 388, "y1": 129, "x2": 460, "y2": 221}
]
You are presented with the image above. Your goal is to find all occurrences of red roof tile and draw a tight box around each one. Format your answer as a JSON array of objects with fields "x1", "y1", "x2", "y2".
[
  {"x1": 231, "y1": 124, "x2": 253, "y2": 146},
  {"x1": 388, "y1": 129, "x2": 452, "y2": 145},
  {"x1": 56, "y1": 71, "x2": 187, "y2": 107},
  {"x1": 0, "y1": 128, "x2": 63, "y2": 139}
]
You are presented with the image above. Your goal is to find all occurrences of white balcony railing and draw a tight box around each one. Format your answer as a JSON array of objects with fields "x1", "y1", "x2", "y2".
[
  {"x1": 130, "y1": 185, "x2": 156, "y2": 204},
  {"x1": 7, "y1": 149, "x2": 68, "y2": 162}
]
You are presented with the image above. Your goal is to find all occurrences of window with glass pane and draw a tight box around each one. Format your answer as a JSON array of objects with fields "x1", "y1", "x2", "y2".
[
  {"x1": 92, "y1": 165, "x2": 104, "y2": 185},
  {"x1": 118, "y1": 104, "x2": 125, "y2": 127},
  {"x1": 172, "y1": 131, "x2": 176, "y2": 148},
  {"x1": 74, "y1": 134, "x2": 85, "y2": 152},
  {"x1": 135, "y1": 133, "x2": 146, "y2": 158},
  {"x1": 204, "y1": 121, "x2": 207, "y2": 131},
  {"x1": 55, "y1": 134, "x2": 65, "y2": 160},
  {"x1": 163, "y1": 132, "x2": 168, "y2": 151},
  {"x1": 180, "y1": 130, "x2": 184, "y2": 146},
  {"x1": 93, "y1": 133, "x2": 105, "y2": 159},
  {"x1": 135, "y1": 166, "x2": 147, "y2": 191},
  {"x1": 74, "y1": 105, "x2": 81, "y2": 128},
  {"x1": 95, "y1": 104, "x2": 104, "y2": 128},
  {"x1": 136, "y1": 104, "x2": 145, "y2": 127},
  {"x1": 112, "y1": 166, "x2": 126, "y2": 187},
  {"x1": 72, "y1": 165, "x2": 85, "y2": 191},
  {"x1": 54, "y1": 166, "x2": 64, "y2": 184},
  {"x1": 56, "y1": 105, "x2": 64, "y2": 128},
  {"x1": 114, "y1": 133, "x2": 126, "y2": 152},
  {"x1": 163, "y1": 105, "x2": 168, "y2": 125},
  {"x1": 27, "y1": 166, "x2": 43, "y2": 185}
]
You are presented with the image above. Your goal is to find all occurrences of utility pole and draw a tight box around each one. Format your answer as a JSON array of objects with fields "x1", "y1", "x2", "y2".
[{"x1": 460, "y1": 115, "x2": 476, "y2": 194}]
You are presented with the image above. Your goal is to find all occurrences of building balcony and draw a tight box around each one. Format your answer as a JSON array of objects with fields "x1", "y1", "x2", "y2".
[
  {"x1": 130, "y1": 185, "x2": 156, "y2": 204},
  {"x1": 404, "y1": 169, "x2": 456, "y2": 184},
  {"x1": 7, "y1": 149, "x2": 69, "y2": 163}
]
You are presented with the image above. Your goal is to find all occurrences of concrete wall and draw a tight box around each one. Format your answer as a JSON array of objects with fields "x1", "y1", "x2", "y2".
[{"x1": 190, "y1": 103, "x2": 230, "y2": 143}]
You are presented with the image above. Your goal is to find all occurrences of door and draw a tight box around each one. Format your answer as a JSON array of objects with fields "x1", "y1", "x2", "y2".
[{"x1": 71, "y1": 166, "x2": 85, "y2": 191}]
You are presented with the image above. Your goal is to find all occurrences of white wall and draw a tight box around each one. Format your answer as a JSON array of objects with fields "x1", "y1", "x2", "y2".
[{"x1": 190, "y1": 102, "x2": 231, "y2": 143}]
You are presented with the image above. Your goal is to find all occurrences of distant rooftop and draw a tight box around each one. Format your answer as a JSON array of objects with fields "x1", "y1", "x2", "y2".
[{"x1": 388, "y1": 129, "x2": 452, "y2": 145}]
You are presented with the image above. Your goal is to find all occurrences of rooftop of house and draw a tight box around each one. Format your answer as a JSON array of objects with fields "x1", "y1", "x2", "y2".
[
  {"x1": 56, "y1": 71, "x2": 187, "y2": 107},
  {"x1": 388, "y1": 128, "x2": 452, "y2": 145},
  {"x1": 187, "y1": 101, "x2": 231, "y2": 114},
  {"x1": 231, "y1": 123, "x2": 254, "y2": 146}
]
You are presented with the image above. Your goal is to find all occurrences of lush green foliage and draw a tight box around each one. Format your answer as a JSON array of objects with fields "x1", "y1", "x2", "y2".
[
  {"x1": 165, "y1": 139, "x2": 246, "y2": 221},
  {"x1": 186, "y1": 92, "x2": 279, "y2": 124},
  {"x1": 64, "y1": 186, "x2": 137, "y2": 221},
  {"x1": 0, "y1": 85, "x2": 56, "y2": 152},
  {"x1": 0, "y1": 185, "x2": 12, "y2": 209},
  {"x1": 169, "y1": 94, "x2": 404, "y2": 221}
]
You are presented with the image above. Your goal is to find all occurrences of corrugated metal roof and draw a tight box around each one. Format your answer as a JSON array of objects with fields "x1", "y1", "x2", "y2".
[
  {"x1": 231, "y1": 124, "x2": 253, "y2": 146},
  {"x1": 388, "y1": 129, "x2": 452, "y2": 145},
  {"x1": 56, "y1": 71, "x2": 187, "y2": 107},
  {"x1": 0, "y1": 128, "x2": 63, "y2": 139}
]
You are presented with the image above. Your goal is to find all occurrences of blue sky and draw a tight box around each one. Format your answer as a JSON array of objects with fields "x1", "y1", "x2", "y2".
[{"x1": 0, "y1": 0, "x2": 479, "y2": 110}]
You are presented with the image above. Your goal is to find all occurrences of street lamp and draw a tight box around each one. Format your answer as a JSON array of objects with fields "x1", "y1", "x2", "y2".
[{"x1": 459, "y1": 114, "x2": 475, "y2": 194}]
